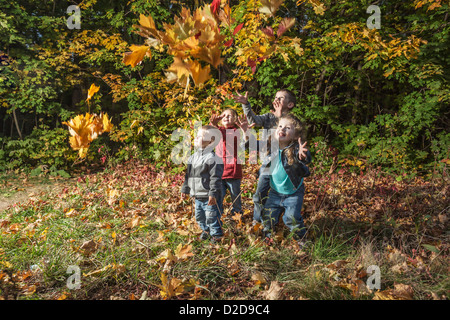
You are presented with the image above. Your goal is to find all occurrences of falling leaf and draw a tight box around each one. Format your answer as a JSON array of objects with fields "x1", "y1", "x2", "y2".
[
  {"x1": 259, "y1": 0, "x2": 284, "y2": 16},
  {"x1": 261, "y1": 27, "x2": 275, "y2": 38},
  {"x1": 63, "y1": 113, "x2": 113, "y2": 158},
  {"x1": 210, "y1": 0, "x2": 220, "y2": 14},
  {"x1": 223, "y1": 38, "x2": 234, "y2": 47},
  {"x1": 247, "y1": 57, "x2": 256, "y2": 74},
  {"x1": 189, "y1": 61, "x2": 211, "y2": 86},
  {"x1": 100, "y1": 112, "x2": 113, "y2": 132},
  {"x1": 86, "y1": 83, "x2": 100, "y2": 102},
  {"x1": 167, "y1": 57, "x2": 192, "y2": 81},
  {"x1": 123, "y1": 45, "x2": 151, "y2": 68},
  {"x1": 277, "y1": 17, "x2": 296, "y2": 37},
  {"x1": 139, "y1": 14, "x2": 157, "y2": 32}
]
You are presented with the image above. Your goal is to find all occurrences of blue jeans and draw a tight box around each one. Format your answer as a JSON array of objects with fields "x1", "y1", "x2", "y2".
[
  {"x1": 194, "y1": 198, "x2": 223, "y2": 237},
  {"x1": 220, "y1": 179, "x2": 242, "y2": 215},
  {"x1": 252, "y1": 168, "x2": 270, "y2": 223},
  {"x1": 262, "y1": 184, "x2": 306, "y2": 239}
]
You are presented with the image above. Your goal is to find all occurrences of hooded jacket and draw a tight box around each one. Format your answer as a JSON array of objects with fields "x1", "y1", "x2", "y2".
[{"x1": 181, "y1": 149, "x2": 224, "y2": 200}]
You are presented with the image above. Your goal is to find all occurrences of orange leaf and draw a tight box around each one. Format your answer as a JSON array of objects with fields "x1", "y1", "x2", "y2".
[
  {"x1": 174, "y1": 243, "x2": 194, "y2": 261},
  {"x1": 123, "y1": 45, "x2": 151, "y2": 68},
  {"x1": 190, "y1": 61, "x2": 211, "y2": 86},
  {"x1": 167, "y1": 57, "x2": 192, "y2": 80},
  {"x1": 139, "y1": 14, "x2": 156, "y2": 30}
]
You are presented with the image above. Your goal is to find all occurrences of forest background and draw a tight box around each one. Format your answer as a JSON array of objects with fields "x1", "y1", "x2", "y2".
[
  {"x1": 0, "y1": 0, "x2": 448, "y2": 176},
  {"x1": 0, "y1": 0, "x2": 448, "y2": 301}
]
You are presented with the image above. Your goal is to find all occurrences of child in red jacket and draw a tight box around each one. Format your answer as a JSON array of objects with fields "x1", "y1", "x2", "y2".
[{"x1": 210, "y1": 108, "x2": 248, "y2": 217}]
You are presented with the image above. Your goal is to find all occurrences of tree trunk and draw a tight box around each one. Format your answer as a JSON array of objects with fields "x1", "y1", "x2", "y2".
[{"x1": 12, "y1": 108, "x2": 23, "y2": 139}]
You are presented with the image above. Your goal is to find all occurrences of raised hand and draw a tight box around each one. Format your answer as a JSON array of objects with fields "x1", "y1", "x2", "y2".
[
  {"x1": 298, "y1": 138, "x2": 308, "y2": 160},
  {"x1": 271, "y1": 99, "x2": 283, "y2": 118},
  {"x1": 210, "y1": 113, "x2": 224, "y2": 127},
  {"x1": 236, "y1": 114, "x2": 255, "y2": 133},
  {"x1": 232, "y1": 91, "x2": 249, "y2": 105}
]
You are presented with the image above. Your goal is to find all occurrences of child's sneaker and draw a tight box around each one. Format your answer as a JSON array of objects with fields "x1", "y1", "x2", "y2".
[
  {"x1": 199, "y1": 231, "x2": 210, "y2": 241},
  {"x1": 262, "y1": 229, "x2": 273, "y2": 245}
]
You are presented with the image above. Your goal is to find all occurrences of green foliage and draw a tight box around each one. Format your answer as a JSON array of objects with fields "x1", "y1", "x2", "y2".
[
  {"x1": 0, "y1": 0, "x2": 448, "y2": 177},
  {"x1": 0, "y1": 126, "x2": 75, "y2": 172}
]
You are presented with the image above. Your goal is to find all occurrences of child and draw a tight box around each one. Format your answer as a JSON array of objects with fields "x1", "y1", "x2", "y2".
[
  {"x1": 181, "y1": 125, "x2": 224, "y2": 243},
  {"x1": 209, "y1": 108, "x2": 246, "y2": 217},
  {"x1": 261, "y1": 114, "x2": 312, "y2": 248},
  {"x1": 233, "y1": 89, "x2": 297, "y2": 224}
]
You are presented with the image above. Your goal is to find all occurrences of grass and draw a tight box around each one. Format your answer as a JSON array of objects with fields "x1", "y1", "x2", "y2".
[{"x1": 0, "y1": 160, "x2": 448, "y2": 300}]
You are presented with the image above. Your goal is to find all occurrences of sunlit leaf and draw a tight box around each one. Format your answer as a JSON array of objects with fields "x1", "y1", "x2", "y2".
[
  {"x1": 86, "y1": 83, "x2": 100, "y2": 102},
  {"x1": 122, "y1": 45, "x2": 151, "y2": 68}
]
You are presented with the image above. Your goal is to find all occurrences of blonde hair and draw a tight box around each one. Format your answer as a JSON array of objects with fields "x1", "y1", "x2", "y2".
[{"x1": 277, "y1": 114, "x2": 305, "y2": 165}]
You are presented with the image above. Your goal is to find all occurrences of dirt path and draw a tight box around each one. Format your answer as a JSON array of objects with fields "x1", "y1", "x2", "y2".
[{"x1": 0, "y1": 177, "x2": 76, "y2": 212}]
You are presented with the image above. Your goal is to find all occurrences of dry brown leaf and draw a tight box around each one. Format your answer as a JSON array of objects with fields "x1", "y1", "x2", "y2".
[
  {"x1": 392, "y1": 283, "x2": 414, "y2": 300},
  {"x1": 79, "y1": 240, "x2": 98, "y2": 256},
  {"x1": 262, "y1": 281, "x2": 283, "y2": 300},
  {"x1": 158, "y1": 273, "x2": 185, "y2": 299},
  {"x1": 127, "y1": 216, "x2": 142, "y2": 229},
  {"x1": 373, "y1": 283, "x2": 414, "y2": 300},
  {"x1": 174, "y1": 243, "x2": 194, "y2": 261}
]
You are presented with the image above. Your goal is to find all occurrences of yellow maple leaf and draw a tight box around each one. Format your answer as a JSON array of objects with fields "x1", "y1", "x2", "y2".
[
  {"x1": 139, "y1": 13, "x2": 156, "y2": 31},
  {"x1": 167, "y1": 57, "x2": 192, "y2": 80},
  {"x1": 189, "y1": 61, "x2": 211, "y2": 86},
  {"x1": 122, "y1": 45, "x2": 151, "y2": 68},
  {"x1": 86, "y1": 83, "x2": 100, "y2": 102},
  {"x1": 100, "y1": 112, "x2": 113, "y2": 132},
  {"x1": 63, "y1": 113, "x2": 113, "y2": 158},
  {"x1": 158, "y1": 273, "x2": 185, "y2": 299}
]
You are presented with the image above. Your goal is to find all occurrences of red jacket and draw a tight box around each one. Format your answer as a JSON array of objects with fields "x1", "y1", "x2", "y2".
[{"x1": 215, "y1": 126, "x2": 243, "y2": 180}]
